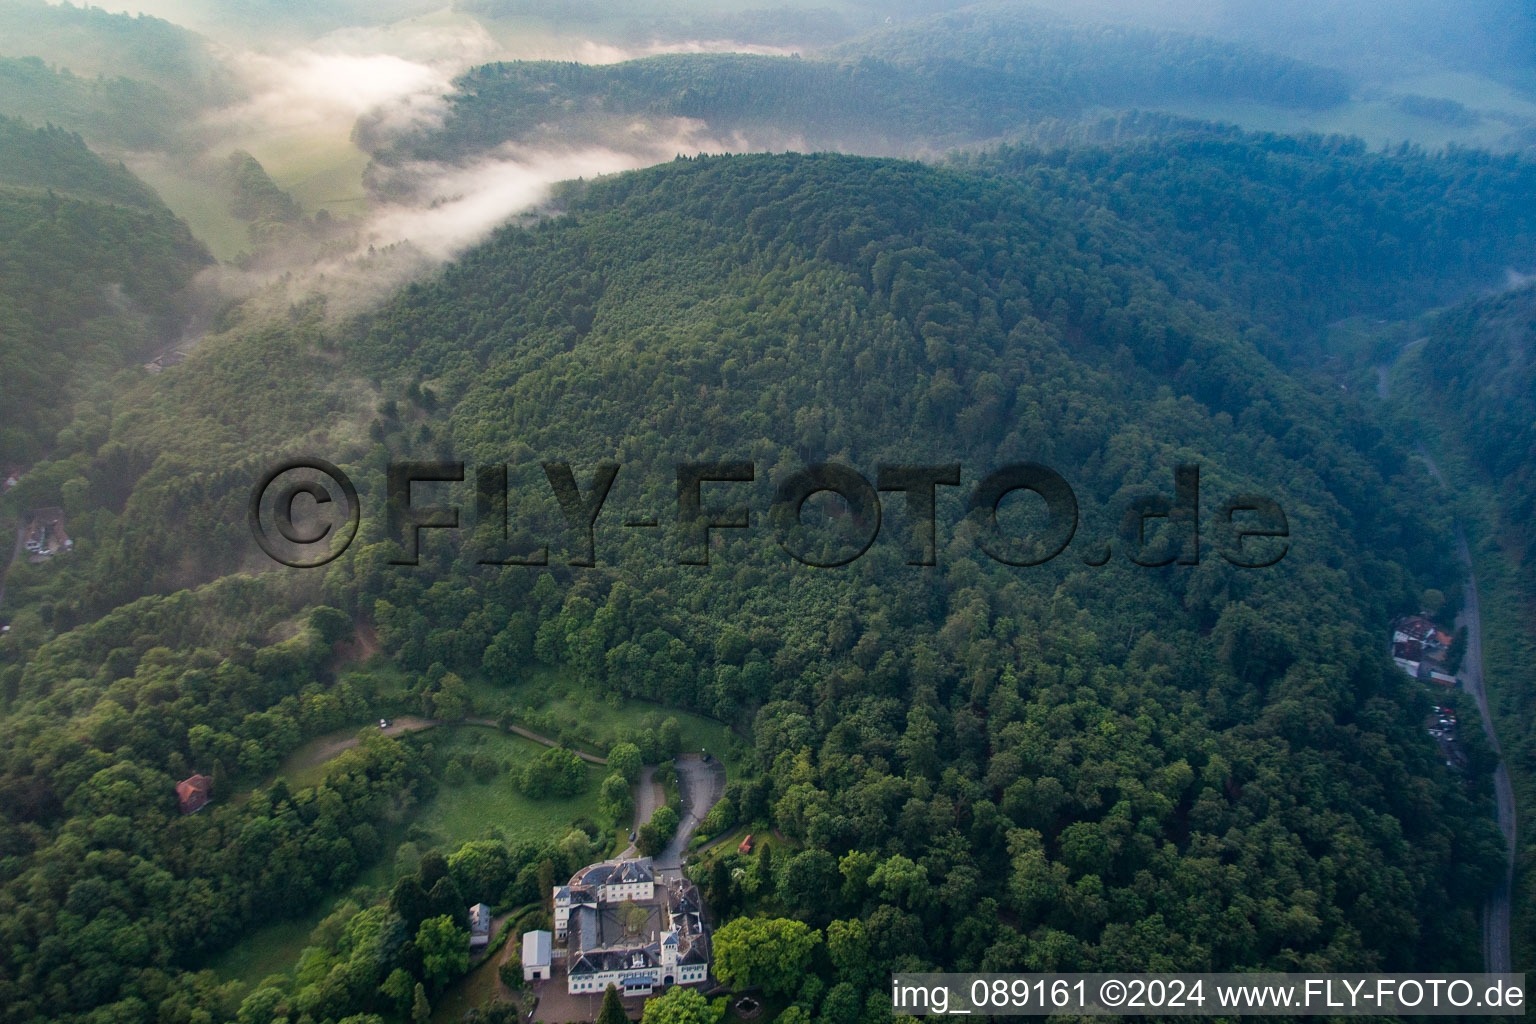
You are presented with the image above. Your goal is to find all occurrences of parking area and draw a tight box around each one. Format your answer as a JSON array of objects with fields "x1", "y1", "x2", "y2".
[{"x1": 530, "y1": 961, "x2": 653, "y2": 1022}]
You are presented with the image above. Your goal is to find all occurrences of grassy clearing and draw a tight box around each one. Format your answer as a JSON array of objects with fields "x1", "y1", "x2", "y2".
[
  {"x1": 242, "y1": 126, "x2": 368, "y2": 206},
  {"x1": 208, "y1": 903, "x2": 339, "y2": 991},
  {"x1": 275, "y1": 724, "x2": 375, "y2": 790},
  {"x1": 413, "y1": 724, "x2": 606, "y2": 850},
  {"x1": 271, "y1": 720, "x2": 612, "y2": 848},
  {"x1": 353, "y1": 662, "x2": 415, "y2": 702},
  {"x1": 463, "y1": 666, "x2": 747, "y2": 770},
  {"x1": 692, "y1": 821, "x2": 749, "y2": 858},
  {"x1": 211, "y1": 725, "x2": 601, "y2": 990},
  {"x1": 124, "y1": 155, "x2": 250, "y2": 260},
  {"x1": 282, "y1": 148, "x2": 371, "y2": 218},
  {"x1": 245, "y1": 125, "x2": 374, "y2": 219}
]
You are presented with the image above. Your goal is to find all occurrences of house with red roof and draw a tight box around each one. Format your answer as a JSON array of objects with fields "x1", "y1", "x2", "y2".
[{"x1": 177, "y1": 774, "x2": 212, "y2": 814}]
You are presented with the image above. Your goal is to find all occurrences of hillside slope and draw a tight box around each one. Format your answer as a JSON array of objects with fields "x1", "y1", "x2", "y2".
[
  {"x1": 0, "y1": 152, "x2": 1508, "y2": 1022},
  {"x1": 0, "y1": 116, "x2": 208, "y2": 464},
  {"x1": 956, "y1": 126, "x2": 1536, "y2": 363},
  {"x1": 365, "y1": 8, "x2": 1351, "y2": 165},
  {"x1": 0, "y1": 0, "x2": 237, "y2": 104},
  {"x1": 1418, "y1": 285, "x2": 1536, "y2": 563}
]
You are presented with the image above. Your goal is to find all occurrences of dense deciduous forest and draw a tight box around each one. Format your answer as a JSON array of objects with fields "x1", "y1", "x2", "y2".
[
  {"x1": 0, "y1": 117, "x2": 163, "y2": 210},
  {"x1": 955, "y1": 125, "x2": 1536, "y2": 362},
  {"x1": 0, "y1": 149, "x2": 1515, "y2": 1024},
  {"x1": 1418, "y1": 286, "x2": 1536, "y2": 578},
  {"x1": 825, "y1": 4, "x2": 1352, "y2": 109},
  {"x1": 0, "y1": 56, "x2": 192, "y2": 153},
  {"x1": 0, "y1": 0, "x2": 1533, "y2": 1018}
]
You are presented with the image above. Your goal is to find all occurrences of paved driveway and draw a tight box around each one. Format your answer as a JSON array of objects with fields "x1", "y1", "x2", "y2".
[
  {"x1": 656, "y1": 754, "x2": 726, "y2": 874},
  {"x1": 618, "y1": 765, "x2": 664, "y2": 858}
]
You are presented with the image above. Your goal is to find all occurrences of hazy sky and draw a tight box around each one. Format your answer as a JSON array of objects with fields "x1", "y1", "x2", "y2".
[{"x1": 24, "y1": 0, "x2": 1532, "y2": 310}]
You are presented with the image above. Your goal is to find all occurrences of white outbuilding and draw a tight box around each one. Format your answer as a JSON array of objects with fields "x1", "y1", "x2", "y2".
[{"x1": 522, "y1": 929, "x2": 552, "y2": 982}]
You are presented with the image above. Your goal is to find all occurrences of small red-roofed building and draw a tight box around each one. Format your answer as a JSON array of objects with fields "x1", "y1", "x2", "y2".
[{"x1": 177, "y1": 774, "x2": 212, "y2": 814}]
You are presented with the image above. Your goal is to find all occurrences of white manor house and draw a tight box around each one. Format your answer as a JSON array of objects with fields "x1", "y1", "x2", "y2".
[{"x1": 541, "y1": 857, "x2": 711, "y2": 995}]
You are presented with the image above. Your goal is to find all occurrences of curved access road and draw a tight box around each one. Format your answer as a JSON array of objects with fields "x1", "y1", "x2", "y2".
[
  {"x1": 656, "y1": 754, "x2": 726, "y2": 873},
  {"x1": 615, "y1": 755, "x2": 726, "y2": 872},
  {"x1": 286, "y1": 716, "x2": 609, "y2": 785},
  {"x1": 618, "y1": 765, "x2": 665, "y2": 859}
]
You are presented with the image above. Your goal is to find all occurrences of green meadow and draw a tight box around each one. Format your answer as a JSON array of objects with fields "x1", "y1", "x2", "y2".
[
  {"x1": 463, "y1": 666, "x2": 748, "y2": 769},
  {"x1": 210, "y1": 723, "x2": 602, "y2": 990}
]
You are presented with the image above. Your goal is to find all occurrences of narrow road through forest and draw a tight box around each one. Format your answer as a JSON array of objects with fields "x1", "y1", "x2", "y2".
[
  {"x1": 0, "y1": 525, "x2": 22, "y2": 619},
  {"x1": 1435, "y1": 472, "x2": 1514, "y2": 974},
  {"x1": 1381, "y1": 347, "x2": 1514, "y2": 973}
]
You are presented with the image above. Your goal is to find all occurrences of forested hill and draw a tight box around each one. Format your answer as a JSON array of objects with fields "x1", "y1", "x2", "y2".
[
  {"x1": 0, "y1": 0, "x2": 236, "y2": 155},
  {"x1": 0, "y1": 152, "x2": 1508, "y2": 1022},
  {"x1": 0, "y1": 55, "x2": 189, "y2": 152},
  {"x1": 1417, "y1": 284, "x2": 1536, "y2": 561},
  {"x1": 0, "y1": 0, "x2": 237, "y2": 105},
  {"x1": 827, "y1": 3, "x2": 1351, "y2": 110},
  {"x1": 0, "y1": 116, "x2": 208, "y2": 462},
  {"x1": 0, "y1": 116, "x2": 163, "y2": 209},
  {"x1": 364, "y1": 10, "x2": 1350, "y2": 165},
  {"x1": 956, "y1": 126, "x2": 1536, "y2": 364},
  {"x1": 363, "y1": 52, "x2": 1037, "y2": 162},
  {"x1": 363, "y1": 49, "x2": 1536, "y2": 373}
]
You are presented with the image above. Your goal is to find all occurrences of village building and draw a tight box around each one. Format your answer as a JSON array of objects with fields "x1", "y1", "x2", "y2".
[
  {"x1": 22, "y1": 508, "x2": 71, "y2": 560},
  {"x1": 176, "y1": 774, "x2": 212, "y2": 814},
  {"x1": 543, "y1": 857, "x2": 710, "y2": 996},
  {"x1": 469, "y1": 902, "x2": 492, "y2": 949},
  {"x1": 1391, "y1": 614, "x2": 1456, "y2": 683}
]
